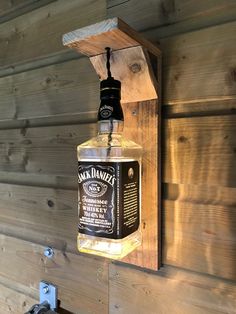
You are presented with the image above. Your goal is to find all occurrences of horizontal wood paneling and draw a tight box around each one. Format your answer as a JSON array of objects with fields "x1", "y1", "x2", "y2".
[
  {"x1": 0, "y1": 234, "x2": 109, "y2": 314},
  {"x1": 0, "y1": 183, "x2": 77, "y2": 252},
  {"x1": 0, "y1": 180, "x2": 234, "y2": 281},
  {"x1": 109, "y1": 264, "x2": 236, "y2": 314},
  {"x1": 0, "y1": 123, "x2": 96, "y2": 176},
  {"x1": 163, "y1": 183, "x2": 236, "y2": 280},
  {"x1": 164, "y1": 115, "x2": 236, "y2": 187},
  {"x1": 0, "y1": 0, "x2": 36, "y2": 16},
  {"x1": 161, "y1": 21, "x2": 236, "y2": 105},
  {"x1": 0, "y1": 170, "x2": 77, "y2": 189},
  {"x1": 0, "y1": 0, "x2": 235, "y2": 73},
  {"x1": 0, "y1": 0, "x2": 56, "y2": 24},
  {"x1": 0, "y1": 0, "x2": 235, "y2": 311},
  {"x1": 0, "y1": 58, "x2": 98, "y2": 121},
  {"x1": 0, "y1": 114, "x2": 234, "y2": 188},
  {"x1": 164, "y1": 99, "x2": 236, "y2": 118},
  {"x1": 0, "y1": 281, "x2": 36, "y2": 314},
  {"x1": 108, "y1": 0, "x2": 236, "y2": 38},
  {"x1": 0, "y1": 0, "x2": 105, "y2": 70},
  {"x1": 0, "y1": 115, "x2": 234, "y2": 278},
  {"x1": 0, "y1": 21, "x2": 235, "y2": 123}
]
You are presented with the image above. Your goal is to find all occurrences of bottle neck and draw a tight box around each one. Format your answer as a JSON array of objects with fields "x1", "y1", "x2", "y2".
[
  {"x1": 98, "y1": 79, "x2": 123, "y2": 134},
  {"x1": 98, "y1": 120, "x2": 124, "y2": 135}
]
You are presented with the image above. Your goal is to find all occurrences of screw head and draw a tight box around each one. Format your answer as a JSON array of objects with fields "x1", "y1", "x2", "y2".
[
  {"x1": 43, "y1": 286, "x2": 49, "y2": 294},
  {"x1": 44, "y1": 247, "x2": 54, "y2": 258}
]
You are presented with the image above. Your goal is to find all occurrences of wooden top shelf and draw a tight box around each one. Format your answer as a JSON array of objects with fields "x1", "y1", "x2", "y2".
[{"x1": 62, "y1": 17, "x2": 161, "y2": 57}]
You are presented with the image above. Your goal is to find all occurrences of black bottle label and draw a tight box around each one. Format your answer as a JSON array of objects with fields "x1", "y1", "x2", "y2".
[{"x1": 78, "y1": 161, "x2": 140, "y2": 239}]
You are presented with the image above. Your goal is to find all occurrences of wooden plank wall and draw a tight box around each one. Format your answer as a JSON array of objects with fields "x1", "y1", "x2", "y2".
[{"x1": 0, "y1": 0, "x2": 235, "y2": 313}]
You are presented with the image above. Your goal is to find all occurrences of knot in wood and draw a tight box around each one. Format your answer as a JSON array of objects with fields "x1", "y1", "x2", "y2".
[
  {"x1": 130, "y1": 63, "x2": 142, "y2": 73},
  {"x1": 46, "y1": 77, "x2": 51, "y2": 84},
  {"x1": 47, "y1": 200, "x2": 54, "y2": 208},
  {"x1": 178, "y1": 135, "x2": 188, "y2": 143},
  {"x1": 230, "y1": 68, "x2": 236, "y2": 82}
]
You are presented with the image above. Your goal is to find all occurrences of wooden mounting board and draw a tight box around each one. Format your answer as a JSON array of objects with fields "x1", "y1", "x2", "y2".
[
  {"x1": 90, "y1": 46, "x2": 158, "y2": 103},
  {"x1": 63, "y1": 18, "x2": 161, "y2": 270},
  {"x1": 121, "y1": 100, "x2": 160, "y2": 270},
  {"x1": 62, "y1": 17, "x2": 161, "y2": 57}
]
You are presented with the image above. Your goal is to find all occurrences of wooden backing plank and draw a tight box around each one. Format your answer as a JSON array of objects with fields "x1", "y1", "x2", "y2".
[
  {"x1": 0, "y1": 234, "x2": 109, "y2": 314},
  {"x1": 121, "y1": 100, "x2": 160, "y2": 270},
  {"x1": 0, "y1": 183, "x2": 77, "y2": 252},
  {"x1": 0, "y1": 21, "x2": 234, "y2": 124},
  {"x1": 63, "y1": 17, "x2": 161, "y2": 56},
  {"x1": 164, "y1": 115, "x2": 236, "y2": 187},
  {"x1": 0, "y1": 0, "x2": 105, "y2": 70},
  {"x1": 109, "y1": 264, "x2": 236, "y2": 314},
  {"x1": 108, "y1": 0, "x2": 236, "y2": 38},
  {"x1": 0, "y1": 281, "x2": 37, "y2": 314},
  {"x1": 163, "y1": 183, "x2": 236, "y2": 280}
]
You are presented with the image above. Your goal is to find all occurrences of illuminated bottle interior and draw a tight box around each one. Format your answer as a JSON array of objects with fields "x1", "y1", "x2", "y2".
[{"x1": 77, "y1": 48, "x2": 142, "y2": 259}]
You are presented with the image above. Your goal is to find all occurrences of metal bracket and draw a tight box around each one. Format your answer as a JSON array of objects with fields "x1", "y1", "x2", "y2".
[{"x1": 39, "y1": 281, "x2": 58, "y2": 311}]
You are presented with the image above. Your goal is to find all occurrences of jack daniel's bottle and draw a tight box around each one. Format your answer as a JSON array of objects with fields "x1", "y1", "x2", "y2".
[{"x1": 77, "y1": 52, "x2": 142, "y2": 259}]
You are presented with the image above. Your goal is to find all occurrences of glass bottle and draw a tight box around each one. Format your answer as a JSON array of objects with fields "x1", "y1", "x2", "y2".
[{"x1": 77, "y1": 77, "x2": 142, "y2": 259}]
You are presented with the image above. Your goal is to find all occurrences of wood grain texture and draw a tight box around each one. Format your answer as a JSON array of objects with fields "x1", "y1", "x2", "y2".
[
  {"x1": 0, "y1": 182, "x2": 77, "y2": 252},
  {"x1": 163, "y1": 183, "x2": 236, "y2": 280},
  {"x1": 0, "y1": 0, "x2": 32, "y2": 15},
  {"x1": 164, "y1": 115, "x2": 236, "y2": 187},
  {"x1": 0, "y1": 20, "x2": 234, "y2": 125},
  {"x1": 90, "y1": 46, "x2": 159, "y2": 102},
  {"x1": 63, "y1": 17, "x2": 161, "y2": 57},
  {"x1": 0, "y1": 21, "x2": 234, "y2": 124},
  {"x1": 0, "y1": 234, "x2": 109, "y2": 314},
  {"x1": 108, "y1": 0, "x2": 236, "y2": 38},
  {"x1": 121, "y1": 100, "x2": 160, "y2": 270},
  {"x1": 0, "y1": 123, "x2": 97, "y2": 176},
  {"x1": 0, "y1": 58, "x2": 99, "y2": 121},
  {"x1": 161, "y1": 20, "x2": 236, "y2": 105},
  {"x1": 0, "y1": 0, "x2": 105, "y2": 70},
  {"x1": 0, "y1": 0, "x2": 56, "y2": 24},
  {"x1": 0, "y1": 0, "x2": 235, "y2": 72},
  {"x1": 164, "y1": 99, "x2": 236, "y2": 118},
  {"x1": 0, "y1": 281, "x2": 37, "y2": 314},
  {"x1": 0, "y1": 114, "x2": 234, "y2": 278},
  {"x1": 0, "y1": 170, "x2": 77, "y2": 190},
  {"x1": 109, "y1": 264, "x2": 236, "y2": 314},
  {"x1": 0, "y1": 179, "x2": 234, "y2": 281},
  {"x1": 0, "y1": 3, "x2": 235, "y2": 312}
]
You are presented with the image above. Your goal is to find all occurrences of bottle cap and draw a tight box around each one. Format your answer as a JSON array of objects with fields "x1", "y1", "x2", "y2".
[
  {"x1": 100, "y1": 77, "x2": 121, "y2": 99},
  {"x1": 98, "y1": 78, "x2": 123, "y2": 121}
]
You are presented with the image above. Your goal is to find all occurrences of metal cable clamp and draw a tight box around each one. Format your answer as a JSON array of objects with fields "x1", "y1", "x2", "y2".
[{"x1": 25, "y1": 281, "x2": 58, "y2": 314}]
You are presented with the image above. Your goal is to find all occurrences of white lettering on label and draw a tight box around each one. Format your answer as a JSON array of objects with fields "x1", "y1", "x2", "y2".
[{"x1": 78, "y1": 167, "x2": 116, "y2": 186}]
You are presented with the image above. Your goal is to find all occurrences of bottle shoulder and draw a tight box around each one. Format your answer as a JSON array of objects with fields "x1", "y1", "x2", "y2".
[
  {"x1": 78, "y1": 134, "x2": 142, "y2": 149},
  {"x1": 77, "y1": 134, "x2": 142, "y2": 159}
]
